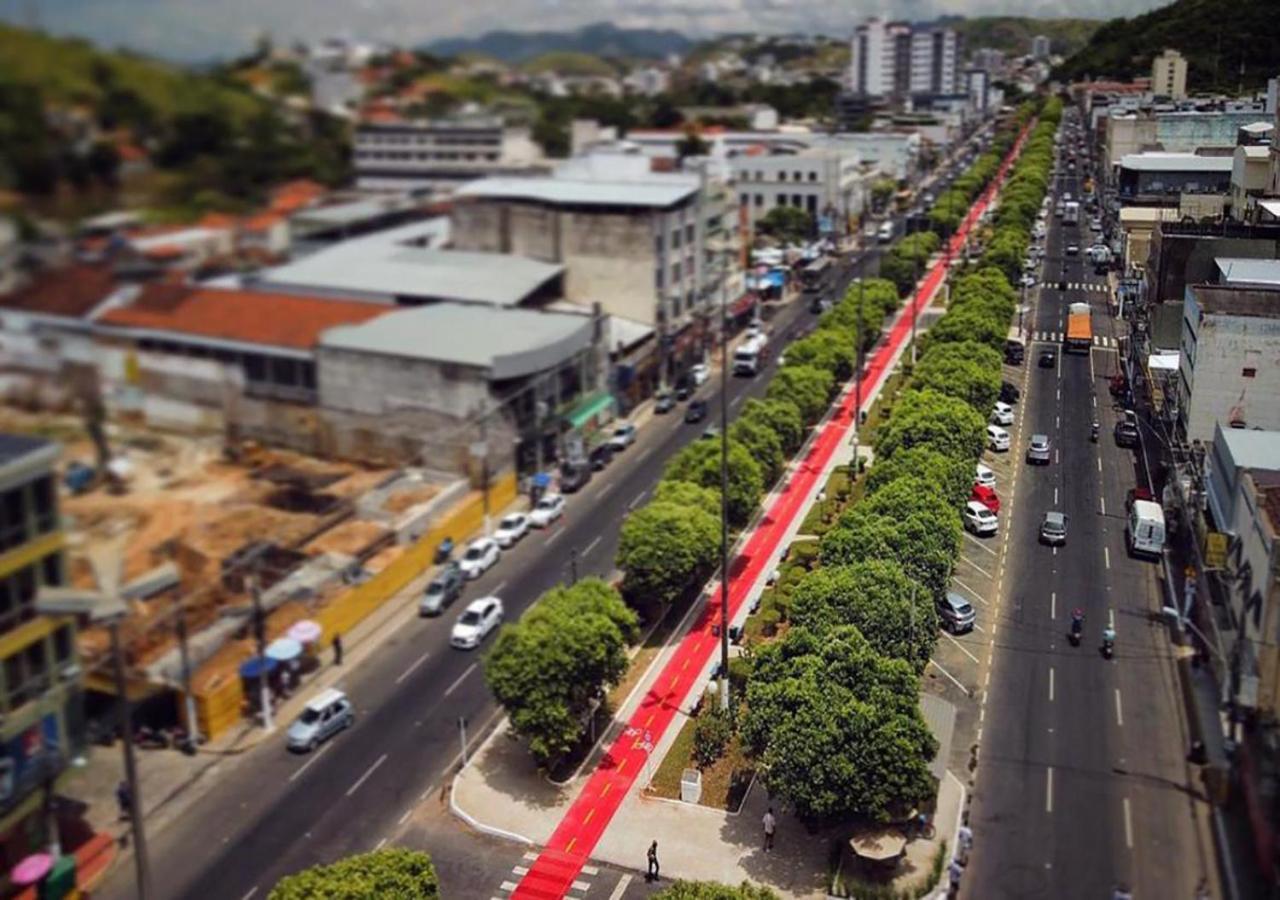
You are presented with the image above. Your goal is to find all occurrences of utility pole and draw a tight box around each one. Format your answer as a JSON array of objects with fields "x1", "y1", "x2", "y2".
[
  {"x1": 718, "y1": 252, "x2": 731, "y2": 712},
  {"x1": 247, "y1": 573, "x2": 273, "y2": 733},
  {"x1": 569, "y1": 546, "x2": 579, "y2": 586},
  {"x1": 851, "y1": 278, "x2": 864, "y2": 469},
  {"x1": 112, "y1": 621, "x2": 153, "y2": 899},
  {"x1": 175, "y1": 596, "x2": 200, "y2": 751}
]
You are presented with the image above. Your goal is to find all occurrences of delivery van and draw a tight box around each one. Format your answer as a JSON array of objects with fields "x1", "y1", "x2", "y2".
[{"x1": 1127, "y1": 499, "x2": 1166, "y2": 558}]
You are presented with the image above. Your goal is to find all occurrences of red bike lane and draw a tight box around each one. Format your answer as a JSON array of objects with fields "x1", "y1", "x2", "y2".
[{"x1": 511, "y1": 125, "x2": 1032, "y2": 900}]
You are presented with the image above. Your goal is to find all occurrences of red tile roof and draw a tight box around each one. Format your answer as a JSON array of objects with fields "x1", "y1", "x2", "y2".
[
  {"x1": 242, "y1": 211, "x2": 285, "y2": 231},
  {"x1": 0, "y1": 264, "x2": 117, "y2": 318},
  {"x1": 96, "y1": 285, "x2": 386, "y2": 350}
]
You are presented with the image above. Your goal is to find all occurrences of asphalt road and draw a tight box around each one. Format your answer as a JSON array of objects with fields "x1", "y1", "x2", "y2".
[
  {"x1": 101, "y1": 247, "x2": 889, "y2": 900},
  {"x1": 962, "y1": 114, "x2": 1215, "y2": 898}
]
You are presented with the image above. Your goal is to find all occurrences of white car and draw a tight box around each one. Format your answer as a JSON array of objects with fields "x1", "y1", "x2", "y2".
[
  {"x1": 689, "y1": 363, "x2": 710, "y2": 386},
  {"x1": 607, "y1": 424, "x2": 638, "y2": 451},
  {"x1": 990, "y1": 402, "x2": 1014, "y2": 426},
  {"x1": 450, "y1": 596, "x2": 504, "y2": 650},
  {"x1": 1019, "y1": 273, "x2": 1037, "y2": 289},
  {"x1": 493, "y1": 513, "x2": 530, "y2": 548},
  {"x1": 1066, "y1": 244, "x2": 1080, "y2": 256},
  {"x1": 458, "y1": 537, "x2": 500, "y2": 579},
  {"x1": 987, "y1": 425, "x2": 1011, "y2": 452},
  {"x1": 975, "y1": 463, "x2": 997, "y2": 489},
  {"x1": 963, "y1": 501, "x2": 999, "y2": 536},
  {"x1": 529, "y1": 493, "x2": 565, "y2": 528}
]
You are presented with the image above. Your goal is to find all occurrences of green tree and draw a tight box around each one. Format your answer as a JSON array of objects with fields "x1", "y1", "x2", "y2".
[
  {"x1": 924, "y1": 306, "x2": 1009, "y2": 354},
  {"x1": 913, "y1": 341, "x2": 1003, "y2": 413},
  {"x1": 654, "y1": 882, "x2": 780, "y2": 900},
  {"x1": 618, "y1": 499, "x2": 719, "y2": 606},
  {"x1": 676, "y1": 126, "x2": 711, "y2": 161},
  {"x1": 875, "y1": 389, "x2": 987, "y2": 462},
  {"x1": 269, "y1": 849, "x2": 439, "y2": 899},
  {"x1": 653, "y1": 480, "x2": 721, "y2": 519},
  {"x1": 865, "y1": 446, "x2": 974, "y2": 511},
  {"x1": 743, "y1": 626, "x2": 938, "y2": 822},
  {"x1": 485, "y1": 579, "x2": 637, "y2": 765},
  {"x1": 821, "y1": 504, "x2": 961, "y2": 601},
  {"x1": 756, "y1": 206, "x2": 814, "y2": 245},
  {"x1": 781, "y1": 329, "x2": 855, "y2": 381},
  {"x1": 664, "y1": 439, "x2": 765, "y2": 528},
  {"x1": 739, "y1": 398, "x2": 805, "y2": 456},
  {"x1": 729, "y1": 416, "x2": 785, "y2": 486},
  {"x1": 870, "y1": 178, "x2": 897, "y2": 211},
  {"x1": 767, "y1": 365, "x2": 835, "y2": 426}
]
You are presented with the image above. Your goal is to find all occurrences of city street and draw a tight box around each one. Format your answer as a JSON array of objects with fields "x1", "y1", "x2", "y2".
[
  {"x1": 961, "y1": 128, "x2": 1218, "y2": 897},
  {"x1": 98, "y1": 247, "x2": 889, "y2": 900}
]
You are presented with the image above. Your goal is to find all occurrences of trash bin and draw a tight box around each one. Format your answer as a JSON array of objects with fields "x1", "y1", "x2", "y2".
[
  {"x1": 680, "y1": 768, "x2": 702, "y2": 804},
  {"x1": 40, "y1": 855, "x2": 76, "y2": 900}
]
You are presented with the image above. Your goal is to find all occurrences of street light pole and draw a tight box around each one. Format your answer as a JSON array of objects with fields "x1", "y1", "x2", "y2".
[
  {"x1": 111, "y1": 619, "x2": 153, "y2": 900},
  {"x1": 851, "y1": 278, "x2": 864, "y2": 468},
  {"x1": 718, "y1": 252, "x2": 731, "y2": 712}
]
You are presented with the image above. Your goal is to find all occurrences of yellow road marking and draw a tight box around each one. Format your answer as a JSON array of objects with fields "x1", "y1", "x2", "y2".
[
  {"x1": 601, "y1": 783, "x2": 611, "y2": 798},
  {"x1": 645, "y1": 713, "x2": 654, "y2": 727},
  {"x1": 617, "y1": 759, "x2": 627, "y2": 774},
  {"x1": 584, "y1": 808, "x2": 595, "y2": 824},
  {"x1": 566, "y1": 838, "x2": 577, "y2": 853}
]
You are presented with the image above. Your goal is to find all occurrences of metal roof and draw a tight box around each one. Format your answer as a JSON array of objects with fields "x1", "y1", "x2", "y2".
[
  {"x1": 456, "y1": 175, "x2": 697, "y2": 208},
  {"x1": 320, "y1": 304, "x2": 595, "y2": 379},
  {"x1": 1118, "y1": 152, "x2": 1234, "y2": 173},
  {"x1": 1215, "y1": 427, "x2": 1280, "y2": 474},
  {"x1": 1214, "y1": 257, "x2": 1280, "y2": 288},
  {"x1": 0, "y1": 434, "x2": 55, "y2": 468}
]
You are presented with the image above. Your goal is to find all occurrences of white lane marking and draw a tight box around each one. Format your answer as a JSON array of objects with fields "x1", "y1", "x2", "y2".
[
  {"x1": 240, "y1": 889, "x2": 259, "y2": 900},
  {"x1": 523, "y1": 851, "x2": 538, "y2": 861},
  {"x1": 572, "y1": 881, "x2": 591, "y2": 892},
  {"x1": 395, "y1": 649, "x2": 432, "y2": 685},
  {"x1": 635, "y1": 447, "x2": 653, "y2": 465},
  {"x1": 929, "y1": 658, "x2": 972, "y2": 696},
  {"x1": 1048, "y1": 666, "x2": 1055, "y2": 702},
  {"x1": 1104, "y1": 546, "x2": 1111, "y2": 569},
  {"x1": 964, "y1": 533, "x2": 999, "y2": 556},
  {"x1": 1046, "y1": 767, "x2": 1055, "y2": 813},
  {"x1": 375, "y1": 837, "x2": 388, "y2": 851},
  {"x1": 608, "y1": 875, "x2": 634, "y2": 900},
  {"x1": 501, "y1": 882, "x2": 519, "y2": 892},
  {"x1": 1100, "y1": 496, "x2": 1106, "y2": 516},
  {"x1": 1055, "y1": 448, "x2": 1060, "y2": 465},
  {"x1": 628, "y1": 491, "x2": 647, "y2": 510},
  {"x1": 951, "y1": 578, "x2": 987, "y2": 605},
  {"x1": 1098, "y1": 457, "x2": 1103, "y2": 473},
  {"x1": 959, "y1": 556, "x2": 994, "y2": 579},
  {"x1": 1109, "y1": 608, "x2": 1115, "y2": 629},
  {"x1": 346, "y1": 753, "x2": 388, "y2": 797},
  {"x1": 420, "y1": 782, "x2": 437, "y2": 802},
  {"x1": 546, "y1": 529, "x2": 563, "y2": 547},
  {"x1": 1115, "y1": 688, "x2": 1124, "y2": 727},
  {"x1": 1056, "y1": 415, "x2": 1060, "y2": 430},
  {"x1": 445, "y1": 663, "x2": 478, "y2": 697},
  {"x1": 494, "y1": 580, "x2": 509, "y2": 595},
  {"x1": 514, "y1": 866, "x2": 529, "y2": 876},
  {"x1": 731, "y1": 393, "x2": 745, "y2": 410},
  {"x1": 1123, "y1": 797, "x2": 1134, "y2": 849},
  {"x1": 942, "y1": 631, "x2": 980, "y2": 664},
  {"x1": 1054, "y1": 487, "x2": 1058, "y2": 505},
  {"x1": 584, "y1": 535, "x2": 603, "y2": 557},
  {"x1": 1050, "y1": 591, "x2": 1056, "y2": 619},
  {"x1": 289, "y1": 743, "x2": 333, "y2": 782},
  {"x1": 581, "y1": 865, "x2": 600, "y2": 876},
  {"x1": 597, "y1": 482, "x2": 613, "y2": 499},
  {"x1": 399, "y1": 807, "x2": 414, "y2": 826}
]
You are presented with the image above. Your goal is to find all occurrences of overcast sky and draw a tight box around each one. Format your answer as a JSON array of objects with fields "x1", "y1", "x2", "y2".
[{"x1": 7, "y1": 0, "x2": 1171, "y2": 61}]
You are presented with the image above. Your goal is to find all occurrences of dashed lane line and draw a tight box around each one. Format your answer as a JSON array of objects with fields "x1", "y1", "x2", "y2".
[
  {"x1": 608, "y1": 875, "x2": 633, "y2": 900},
  {"x1": 289, "y1": 743, "x2": 333, "y2": 783},
  {"x1": 346, "y1": 753, "x2": 388, "y2": 797},
  {"x1": 1123, "y1": 797, "x2": 1134, "y2": 849},
  {"x1": 444, "y1": 663, "x2": 478, "y2": 698},
  {"x1": 1046, "y1": 767, "x2": 1055, "y2": 813},
  {"x1": 1115, "y1": 688, "x2": 1124, "y2": 727}
]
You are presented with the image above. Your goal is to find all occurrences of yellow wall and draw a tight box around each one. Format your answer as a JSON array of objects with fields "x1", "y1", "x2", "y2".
[{"x1": 0, "y1": 530, "x2": 63, "y2": 582}]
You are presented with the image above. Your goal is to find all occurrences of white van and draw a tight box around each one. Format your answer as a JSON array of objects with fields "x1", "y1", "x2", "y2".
[
  {"x1": 877, "y1": 221, "x2": 895, "y2": 244},
  {"x1": 1127, "y1": 499, "x2": 1166, "y2": 558}
]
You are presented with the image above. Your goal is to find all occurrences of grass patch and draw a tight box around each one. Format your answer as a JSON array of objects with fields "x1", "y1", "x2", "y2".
[
  {"x1": 648, "y1": 714, "x2": 755, "y2": 812},
  {"x1": 799, "y1": 467, "x2": 856, "y2": 536}
]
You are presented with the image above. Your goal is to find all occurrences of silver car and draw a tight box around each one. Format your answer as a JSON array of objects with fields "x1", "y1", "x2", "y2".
[
  {"x1": 1026, "y1": 434, "x2": 1051, "y2": 465},
  {"x1": 1040, "y1": 511, "x2": 1068, "y2": 546},
  {"x1": 286, "y1": 689, "x2": 354, "y2": 752}
]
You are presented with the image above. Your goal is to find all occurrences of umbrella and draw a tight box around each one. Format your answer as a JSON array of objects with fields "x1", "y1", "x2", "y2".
[
  {"x1": 239, "y1": 656, "x2": 278, "y2": 680},
  {"x1": 849, "y1": 830, "x2": 907, "y2": 862},
  {"x1": 266, "y1": 638, "x2": 303, "y2": 662},
  {"x1": 11, "y1": 853, "x2": 52, "y2": 885},
  {"x1": 288, "y1": 620, "x2": 322, "y2": 644}
]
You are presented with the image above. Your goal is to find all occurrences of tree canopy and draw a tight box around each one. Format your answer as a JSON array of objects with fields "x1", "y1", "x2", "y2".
[
  {"x1": 269, "y1": 849, "x2": 439, "y2": 899},
  {"x1": 618, "y1": 498, "x2": 720, "y2": 606},
  {"x1": 874, "y1": 389, "x2": 987, "y2": 463}
]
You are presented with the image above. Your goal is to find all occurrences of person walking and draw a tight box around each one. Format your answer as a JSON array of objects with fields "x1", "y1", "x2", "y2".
[
  {"x1": 762, "y1": 807, "x2": 776, "y2": 851},
  {"x1": 115, "y1": 780, "x2": 131, "y2": 820},
  {"x1": 957, "y1": 822, "x2": 973, "y2": 861},
  {"x1": 646, "y1": 840, "x2": 659, "y2": 882},
  {"x1": 332, "y1": 632, "x2": 343, "y2": 666}
]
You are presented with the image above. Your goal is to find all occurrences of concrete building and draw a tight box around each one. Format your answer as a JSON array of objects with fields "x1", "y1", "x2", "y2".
[
  {"x1": 0, "y1": 434, "x2": 83, "y2": 865},
  {"x1": 909, "y1": 26, "x2": 959, "y2": 97},
  {"x1": 849, "y1": 16, "x2": 893, "y2": 98},
  {"x1": 1232, "y1": 144, "x2": 1272, "y2": 219},
  {"x1": 849, "y1": 17, "x2": 957, "y2": 102},
  {"x1": 1118, "y1": 206, "x2": 1181, "y2": 273},
  {"x1": 1178, "y1": 282, "x2": 1280, "y2": 442},
  {"x1": 966, "y1": 68, "x2": 992, "y2": 114},
  {"x1": 1031, "y1": 35, "x2": 1051, "y2": 61},
  {"x1": 0, "y1": 219, "x2": 17, "y2": 296},
  {"x1": 352, "y1": 117, "x2": 547, "y2": 194},
  {"x1": 1152, "y1": 49, "x2": 1188, "y2": 100},
  {"x1": 730, "y1": 150, "x2": 864, "y2": 237},
  {"x1": 1104, "y1": 108, "x2": 1272, "y2": 175},
  {"x1": 1117, "y1": 152, "x2": 1234, "y2": 206}
]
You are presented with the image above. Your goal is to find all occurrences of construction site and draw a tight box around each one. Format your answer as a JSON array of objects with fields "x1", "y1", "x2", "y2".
[{"x1": 0, "y1": 405, "x2": 513, "y2": 741}]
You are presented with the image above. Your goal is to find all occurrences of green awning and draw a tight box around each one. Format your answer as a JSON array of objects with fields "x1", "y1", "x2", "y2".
[{"x1": 565, "y1": 392, "x2": 615, "y2": 430}]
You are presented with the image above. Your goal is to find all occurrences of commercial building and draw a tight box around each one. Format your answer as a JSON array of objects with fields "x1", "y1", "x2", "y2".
[
  {"x1": 0, "y1": 434, "x2": 82, "y2": 866},
  {"x1": 1103, "y1": 107, "x2": 1272, "y2": 174},
  {"x1": 966, "y1": 69, "x2": 992, "y2": 114},
  {"x1": 1151, "y1": 49, "x2": 1188, "y2": 100},
  {"x1": 848, "y1": 17, "x2": 958, "y2": 104},
  {"x1": 1116, "y1": 152, "x2": 1234, "y2": 206},
  {"x1": 1178, "y1": 281, "x2": 1280, "y2": 442},
  {"x1": 729, "y1": 149, "x2": 865, "y2": 237},
  {"x1": 1232, "y1": 144, "x2": 1273, "y2": 219},
  {"x1": 352, "y1": 117, "x2": 547, "y2": 194}
]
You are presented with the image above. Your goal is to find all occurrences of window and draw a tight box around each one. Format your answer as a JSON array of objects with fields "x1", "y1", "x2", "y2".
[
  {"x1": 655, "y1": 267, "x2": 664, "y2": 289},
  {"x1": 672, "y1": 230, "x2": 682, "y2": 250},
  {"x1": 40, "y1": 552, "x2": 61, "y2": 588},
  {"x1": 807, "y1": 195, "x2": 818, "y2": 214},
  {"x1": 792, "y1": 194, "x2": 803, "y2": 208},
  {"x1": 685, "y1": 224, "x2": 694, "y2": 244},
  {"x1": 808, "y1": 172, "x2": 818, "y2": 182},
  {"x1": 739, "y1": 193, "x2": 748, "y2": 206},
  {"x1": 779, "y1": 172, "x2": 787, "y2": 182},
  {"x1": 53, "y1": 625, "x2": 73, "y2": 666},
  {"x1": 672, "y1": 262, "x2": 682, "y2": 283},
  {"x1": 1243, "y1": 367, "x2": 1257, "y2": 378},
  {"x1": 655, "y1": 234, "x2": 664, "y2": 255},
  {"x1": 0, "y1": 487, "x2": 26, "y2": 552},
  {"x1": 794, "y1": 172, "x2": 802, "y2": 183},
  {"x1": 754, "y1": 194, "x2": 763, "y2": 207},
  {"x1": 5, "y1": 639, "x2": 49, "y2": 710}
]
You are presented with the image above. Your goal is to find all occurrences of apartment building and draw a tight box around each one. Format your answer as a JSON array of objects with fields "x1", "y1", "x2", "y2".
[
  {"x1": 909, "y1": 26, "x2": 959, "y2": 96},
  {"x1": 849, "y1": 17, "x2": 958, "y2": 102},
  {"x1": 730, "y1": 150, "x2": 865, "y2": 235},
  {"x1": 352, "y1": 117, "x2": 548, "y2": 193},
  {"x1": 1152, "y1": 49, "x2": 1189, "y2": 100}
]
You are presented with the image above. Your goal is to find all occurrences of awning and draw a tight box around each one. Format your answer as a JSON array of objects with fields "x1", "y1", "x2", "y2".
[
  {"x1": 566, "y1": 392, "x2": 615, "y2": 430},
  {"x1": 266, "y1": 638, "x2": 303, "y2": 662},
  {"x1": 1148, "y1": 351, "x2": 1180, "y2": 371},
  {"x1": 239, "y1": 656, "x2": 279, "y2": 680}
]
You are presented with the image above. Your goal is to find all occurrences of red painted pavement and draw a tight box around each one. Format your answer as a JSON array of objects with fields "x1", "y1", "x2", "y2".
[{"x1": 511, "y1": 124, "x2": 1033, "y2": 900}]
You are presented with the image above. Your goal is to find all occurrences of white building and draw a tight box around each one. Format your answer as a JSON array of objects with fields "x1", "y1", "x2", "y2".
[
  {"x1": 909, "y1": 26, "x2": 959, "y2": 96},
  {"x1": 624, "y1": 67, "x2": 669, "y2": 97},
  {"x1": 352, "y1": 117, "x2": 547, "y2": 194},
  {"x1": 1178, "y1": 279, "x2": 1280, "y2": 442},
  {"x1": 850, "y1": 17, "x2": 958, "y2": 101},
  {"x1": 1152, "y1": 49, "x2": 1189, "y2": 100},
  {"x1": 849, "y1": 17, "x2": 894, "y2": 97},
  {"x1": 1031, "y1": 35, "x2": 1051, "y2": 61},
  {"x1": 730, "y1": 150, "x2": 865, "y2": 236},
  {"x1": 966, "y1": 69, "x2": 992, "y2": 114}
]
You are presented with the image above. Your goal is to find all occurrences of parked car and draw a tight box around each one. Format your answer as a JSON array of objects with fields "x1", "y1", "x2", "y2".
[
  {"x1": 493, "y1": 513, "x2": 530, "y2": 548},
  {"x1": 450, "y1": 596, "x2": 504, "y2": 650},
  {"x1": 991, "y1": 402, "x2": 1015, "y2": 426},
  {"x1": 963, "y1": 501, "x2": 999, "y2": 536},
  {"x1": 999, "y1": 381, "x2": 1021, "y2": 404},
  {"x1": 685, "y1": 399, "x2": 709, "y2": 424},
  {"x1": 970, "y1": 484, "x2": 1001, "y2": 514},
  {"x1": 1040, "y1": 511, "x2": 1068, "y2": 546},
  {"x1": 608, "y1": 423, "x2": 637, "y2": 451},
  {"x1": 560, "y1": 460, "x2": 592, "y2": 493},
  {"x1": 1019, "y1": 272, "x2": 1037, "y2": 289},
  {"x1": 987, "y1": 425, "x2": 1011, "y2": 452},
  {"x1": 420, "y1": 563, "x2": 464, "y2": 616},
  {"x1": 975, "y1": 463, "x2": 997, "y2": 489},
  {"x1": 1005, "y1": 340, "x2": 1025, "y2": 365},
  {"x1": 286, "y1": 689, "x2": 354, "y2": 752},
  {"x1": 458, "y1": 537, "x2": 500, "y2": 580},
  {"x1": 1026, "y1": 433, "x2": 1052, "y2": 465},
  {"x1": 1066, "y1": 244, "x2": 1080, "y2": 256},
  {"x1": 674, "y1": 381, "x2": 694, "y2": 401},
  {"x1": 1039, "y1": 348, "x2": 1057, "y2": 368},
  {"x1": 589, "y1": 443, "x2": 614, "y2": 471},
  {"x1": 529, "y1": 493, "x2": 565, "y2": 528},
  {"x1": 1114, "y1": 420, "x2": 1139, "y2": 448},
  {"x1": 654, "y1": 391, "x2": 676, "y2": 414},
  {"x1": 689, "y1": 363, "x2": 710, "y2": 386},
  {"x1": 937, "y1": 592, "x2": 976, "y2": 634}
]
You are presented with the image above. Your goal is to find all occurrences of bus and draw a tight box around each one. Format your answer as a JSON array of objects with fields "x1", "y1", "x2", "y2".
[{"x1": 800, "y1": 257, "x2": 834, "y2": 295}]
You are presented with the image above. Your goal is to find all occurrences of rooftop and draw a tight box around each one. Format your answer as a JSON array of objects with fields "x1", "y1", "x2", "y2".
[
  {"x1": 1215, "y1": 427, "x2": 1280, "y2": 474},
  {"x1": 1119, "y1": 152, "x2": 1234, "y2": 173},
  {"x1": 0, "y1": 434, "x2": 56, "y2": 470},
  {"x1": 0, "y1": 263, "x2": 118, "y2": 319},
  {"x1": 320, "y1": 303, "x2": 595, "y2": 379},
  {"x1": 1191, "y1": 284, "x2": 1280, "y2": 318},
  {"x1": 1214, "y1": 258, "x2": 1280, "y2": 288},
  {"x1": 456, "y1": 175, "x2": 697, "y2": 209},
  {"x1": 291, "y1": 196, "x2": 420, "y2": 228},
  {"x1": 1241, "y1": 145, "x2": 1270, "y2": 160},
  {"x1": 97, "y1": 284, "x2": 387, "y2": 351}
]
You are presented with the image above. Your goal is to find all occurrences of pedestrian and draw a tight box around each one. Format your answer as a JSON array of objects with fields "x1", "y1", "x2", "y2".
[
  {"x1": 1195, "y1": 876, "x2": 1210, "y2": 900},
  {"x1": 948, "y1": 858, "x2": 963, "y2": 892},
  {"x1": 958, "y1": 822, "x2": 973, "y2": 857},
  {"x1": 762, "y1": 806, "x2": 776, "y2": 851},
  {"x1": 646, "y1": 840, "x2": 659, "y2": 882},
  {"x1": 332, "y1": 632, "x2": 343, "y2": 666},
  {"x1": 115, "y1": 780, "x2": 131, "y2": 821}
]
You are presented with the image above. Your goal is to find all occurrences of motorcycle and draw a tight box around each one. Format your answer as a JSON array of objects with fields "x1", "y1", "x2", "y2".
[
  {"x1": 1101, "y1": 629, "x2": 1116, "y2": 659},
  {"x1": 1090, "y1": 421, "x2": 1099, "y2": 442},
  {"x1": 433, "y1": 537, "x2": 455, "y2": 565},
  {"x1": 1069, "y1": 618, "x2": 1083, "y2": 647}
]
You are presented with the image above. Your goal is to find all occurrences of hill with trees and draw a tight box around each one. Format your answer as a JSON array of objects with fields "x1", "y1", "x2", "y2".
[
  {"x1": 953, "y1": 17, "x2": 1100, "y2": 60},
  {"x1": 426, "y1": 22, "x2": 692, "y2": 63},
  {"x1": 1052, "y1": 0, "x2": 1278, "y2": 91}
]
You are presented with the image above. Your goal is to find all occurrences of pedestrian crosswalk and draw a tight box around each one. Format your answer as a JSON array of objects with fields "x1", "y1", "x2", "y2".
[
  {"x1": 1029, "y1": 331, "x2": 1119, "y2": 348},
  {"x1": 1036, "y1": 281, "x2": 1109, "y2": 294},
  {"x1": 493, "y1": 852, "x2": 601, "y2": 900}
]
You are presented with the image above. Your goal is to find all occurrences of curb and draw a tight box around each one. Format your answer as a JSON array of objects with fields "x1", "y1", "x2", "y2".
[{"x1": 449, "y1": 771, "x2": 536, "y2": 847}]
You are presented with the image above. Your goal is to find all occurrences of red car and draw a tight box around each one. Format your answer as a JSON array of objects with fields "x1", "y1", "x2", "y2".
[{"x1": 970, "y1": 484, "x2": 1001, "y2": 514}]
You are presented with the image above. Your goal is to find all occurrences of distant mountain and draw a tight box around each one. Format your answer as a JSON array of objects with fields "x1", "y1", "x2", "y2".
[
  {"x1": 953, "y1": 17, "x2": 1100, "y2": 61},
  {"x1": 1054, "y1": 0, "x2": 1278, "y2": 90},
  {"x1": 425, "y1": 22, "x2": 693, "y2": 63}
]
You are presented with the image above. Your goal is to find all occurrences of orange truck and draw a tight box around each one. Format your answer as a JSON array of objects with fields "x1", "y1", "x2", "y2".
[{"x1": 1065, "y1": 302, "x2": 1092, "y2": 353}]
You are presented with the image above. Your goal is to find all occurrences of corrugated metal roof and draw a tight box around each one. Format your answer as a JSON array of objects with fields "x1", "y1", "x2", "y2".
[
  {"x1": 1119, "y1": 152, "x2": 1234, "y2": 173},
  {"x1": 457, "y1": 175, "x2": 697, "y2": 208}
]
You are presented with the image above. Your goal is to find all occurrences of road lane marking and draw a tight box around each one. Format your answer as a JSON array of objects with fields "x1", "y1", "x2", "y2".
[
  {"x1": 1055, "y1": 415, "x2": 1060, "y2": 430},
  {"x1": 546, "y1": 529, "x2": 563, "y2": 547},
  {"x1": 597, "y1": 482, "x2": 613, "y2": 499},
  {"x1": 1100, "y1": 496, "x2": 1106, "y2": 516},
  {"x1": 572, "y1": 881, "x2": 591, "y2": 892},
  {"x1": 1109, "y1": 608, "x2": 1115, "y2": 629},
  {"x1": 608, "y1": 875, "x2": 633, "y2": 900},
  {"x1": 628, "y1": 491, "x2": 647, "y2": 510},
  {"x1": 1054, "y1": 487, "x2": 1058, "y2": 505},
  {"x1": 929, "y1": 658, "x2": 972, "y2": 696},
  {"x1": 1098, "y1": 457, "x2": 1103, "y2": 473},
  {"x1": 445, "y1": 663, "x2": 477, "y2": 697},
  {"x1": 942, "y1": 632, "x2": 980, "y2": 664},
  {"x1": 346, "y1": 753, "x2": 388, "y2": 797},
  {"x1": 584, "y1": 536, "x2": 603, "y2": 557},
  {"x1": 1050, "y1": 591, "x2": 1056, "y2": 619},
  {"x1": 399, "y1": 807, "x2": 414, "y2": 826},
  {"x1": 1104, "y1": 546, "x2": 1111, "y2": 569},
  {"x1": 240, "y1": 889, "x2": 258, "y2": 900},
  {"x1": 1049, "y1": 666, "x2": 1055, "y2": 702},
  {"x1": 514, "y1": 866, "x2": 529, "y2": 876},
  {"x1": 395, "y1": 649, "x2": 432, "y2": 685},
  {"x1": 501, "y1": 882, "x2": 519, "y2": 892},
  {"x1": 582, "y1": 865, "x2": 600, "y2": 876},
  {"x1": 1115, "y1": 688, "x2": 1124, "y2": 727},
  {"x1": 1055, "y1": 448, "x2": 1060, "y2": 465},
  {"x1": 959, "y1": 556, "x2": 994, "y2": 578},
  {"x1": 1046, "y1": 767, "x2": 1054, "y2": 813},
  {"x1": 289, "y1": 743, "x2": 333, "y2": 782},
  {"x1": 583, "y1": 808, "x2": 595, "y2": 824},
  {"x1": 1123, "y1": 797, "x2": 1134, "y2": 849},
  {"x1": 635, "y1": 447, "x2": 653, "y2": 465},
  {"x1": 566, "y1": 838, "x2": 577, "y2": 853},
  {"x1": 731, "y1": 393, "x2": 744, "y2": 410}
]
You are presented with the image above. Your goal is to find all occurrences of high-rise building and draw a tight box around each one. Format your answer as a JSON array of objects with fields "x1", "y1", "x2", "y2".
[
  {"x1": 849, "y1": 17, "x2": 891, "y2": 97},
  {"x1": 909, "y1": 26, "x2": 960, "y2": 96},
  {"x1": 1152, "y1": 49, "x2": 1188, "y2": 100},
  {"x1": 1031, "y1": 35, "x2": 1051, "y2": 61},
  {"x1": 849, "y1": 16, "x2": 958, "y2": 100},
  {"x1": 0, "y1": 434, "x2": 83, "y2": 863}
]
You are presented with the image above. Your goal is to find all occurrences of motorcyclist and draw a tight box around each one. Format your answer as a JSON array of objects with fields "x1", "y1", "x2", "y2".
[
  {"x1": 1102, "y1": 625, "x2": 1117, "y2": 648},
  {"x1": 1070, "y1": 608, "x2": 1084, "y2": 635},
  {"x1": 1091, "y1": 420, "x2": 1099, "y2": 441}
]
